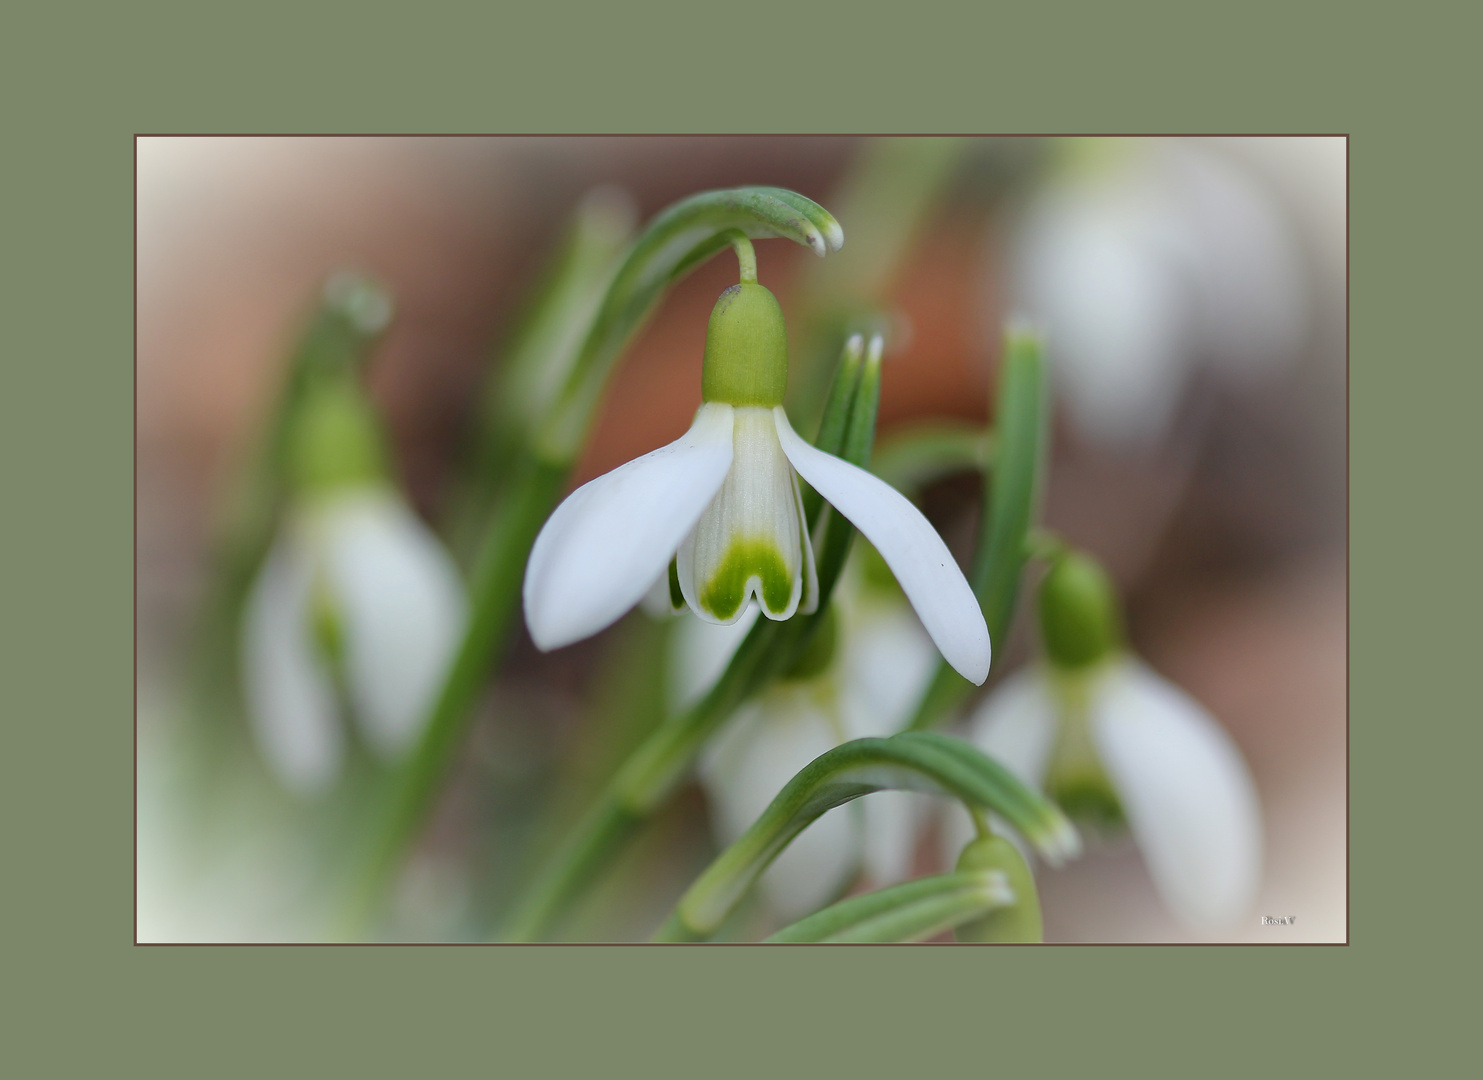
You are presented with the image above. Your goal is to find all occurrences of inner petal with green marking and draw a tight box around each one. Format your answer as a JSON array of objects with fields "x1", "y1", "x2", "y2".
[{"x1": 679, "y1": 406, "x2": 809, "y2": 623}]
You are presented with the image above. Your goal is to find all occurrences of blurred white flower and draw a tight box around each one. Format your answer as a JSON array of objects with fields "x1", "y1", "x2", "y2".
[
  {"x1": 242, "y1": 487, "x2": 467, "y2": 794},
  {"x1": 953, "y1": 658, "x2": 1262, "y2": 930},
  {"x1": 686, "y1": 566, "x2": 939, "y2": 922},
  {"x1": 1012, "y1": 138, "x2": 1307, "y2": 450}
]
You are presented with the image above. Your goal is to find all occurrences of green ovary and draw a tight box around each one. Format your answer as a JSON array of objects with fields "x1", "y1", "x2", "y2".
[{"x1": 699, "y1": 538, "x2": 795, "y2": 621}]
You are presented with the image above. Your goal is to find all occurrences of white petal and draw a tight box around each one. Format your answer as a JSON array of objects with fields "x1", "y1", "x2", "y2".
[
  {"x1": 965, "y1": 667, "x2": 1061, "y2": 787},
  {"x1": 1091, "y1": 660, "x2": 1262, "y2": 930},
  {"x1": 523, "y1": 403, "x2": 734, "y2": 650},
  {"x1": 860, "y1": 790, "x2": 927, "y2": 886},
  {"x1": 793, "y1": 474, "x2": 819, "y2": 615},
  {"x1": 639, "y1": 563, "x2": 684, "y2": 618},
  {"x1": 240, "y1": 534, "x2": 344, "y2": 795},
  {"x1": 318, "y1": 491, "x2": 468, "y2": 760},
  {"x1": 773, "y1": 407, "x2": 991, "y2": 684},
  {"x1": 833, "y1": 598, "x2": 938, "y2": 886},
  {"x1": 942, "y1": 666, "x2": 1061, "y2": 867},
  {"x1": 699, "y1": 689, "x2": 858, "y2": 921},
  {"x1": 837, "y1": 599, "x2": 939, "y2": 739},
  {"x1": 668, "y1": 605, "x2": 759, "y2": 714},
  {"x1": 678, "y1": 406, "x2": 805, "y2": 624}
]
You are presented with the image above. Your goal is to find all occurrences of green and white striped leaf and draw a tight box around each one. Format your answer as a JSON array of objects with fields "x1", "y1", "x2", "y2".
[
  {"x1": 656, "y1": 731, "x2": 1078, "y2": 940},
  {"x1": 765, "y1": 869, "x2": 1013, "y2": 943}
]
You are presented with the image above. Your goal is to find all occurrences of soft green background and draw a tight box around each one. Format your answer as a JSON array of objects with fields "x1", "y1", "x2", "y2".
[{"x1": 5, "y1": 0, "x2": 1472, "y2": 1074}]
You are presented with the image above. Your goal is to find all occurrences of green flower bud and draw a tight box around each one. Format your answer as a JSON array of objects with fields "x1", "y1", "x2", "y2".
[
  {"x1": 952, "y1": 833, "x2": 1043, "y2": 943},
  {"x1": 287, "y1": 377, "x2": 388, "y2": 495},
  {"x1": 701, "y1": 283, "x2": 788, "y2": 408},
  {"x1": 1038, "y1": 550, "x2": 1122, "y2": 671}
]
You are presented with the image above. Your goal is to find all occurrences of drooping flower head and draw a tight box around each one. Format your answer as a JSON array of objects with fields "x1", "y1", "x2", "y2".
[
  {"x1": 952, "y1": 550, "x2": 1262, "y2": 931},
  {"x1": 523, "y1": 260, "x2": 991, "y2": 686},
  {"x1": 241, "y1": 365, "x2": 466, "y2": 795}
]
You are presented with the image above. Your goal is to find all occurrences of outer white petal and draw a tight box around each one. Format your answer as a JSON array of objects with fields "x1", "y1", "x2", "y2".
[
  {"x1": 943, "y1": 666, "x2": 1061, "y2": 866},
  {"x1": 240, "y1": 535, "x2": 344, "y2": 795},
  {"x1": 318, "y1": 491, "x2": 468, "y2": 760},
  {"x1": 699, "y1": 690, "x2": 858, "y2": 921},
  {"x1": 1091, "y1": 660, "x2": 1262, "y2": 931},
  {"x1": 837, "y1": 600, "x2": 939, "y2": 740},
  {"x1": 964, "y1": 667, "x2": 1061, "y2": 787},
  {"x1": 836, "y1": 597, "x2": 940, "y2": 885},
  {"x1": 860, "y1": 791, "x2": 926, "y2": 887},
  {"x1": 523, "y1": 403, "x2": 734, "y2": 650},
  {"x1": 773, "y1": 407, "x2": 991, "y2": 684}
]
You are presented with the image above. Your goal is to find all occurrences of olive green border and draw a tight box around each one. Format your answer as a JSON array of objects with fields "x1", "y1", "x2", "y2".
[{"x1": 8, "y1": 0, "x2": 1469, "y2": 1074}]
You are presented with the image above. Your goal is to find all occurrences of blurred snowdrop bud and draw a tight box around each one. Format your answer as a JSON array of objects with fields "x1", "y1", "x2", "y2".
[
  {"x1": 241, "y1": 377, "x2": 467, "y2": 795},
  {"x1": 1011, "y1": 138, "x2": 1307, "y2": 450},
  {"x1": 948, "y1": 553, "x2": 1262, "y2": 931},
  {"x1": 690, "y1": 554, "x2": 939, "y2": 921}
]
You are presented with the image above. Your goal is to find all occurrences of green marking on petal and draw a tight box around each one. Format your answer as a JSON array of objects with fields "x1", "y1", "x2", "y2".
[{"x1": 698, "y1": 538, "x2": 795, "y2": 621}]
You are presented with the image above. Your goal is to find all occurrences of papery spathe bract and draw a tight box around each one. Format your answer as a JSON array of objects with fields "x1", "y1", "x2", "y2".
[{"x1": 242, "y1": 488, "x2": 467, "y2": 794}]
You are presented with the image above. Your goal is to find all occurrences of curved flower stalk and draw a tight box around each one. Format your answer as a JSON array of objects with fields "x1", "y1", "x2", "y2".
[
  {"x1": 949, "y1": 552, "x2": 1261, "y2": 931},
  {"x1": 686, "y1": 558, "x2": 940, "y2": 921},
  {"x1": 241, "y1": 376, "x2": 467, "y2": 795},
  {"x1": 1011, "y1": 138, "x2": 1306, "y2": 450},
  {"x1": 523, "y1": 270, "x2": 991, "y2": 686}
]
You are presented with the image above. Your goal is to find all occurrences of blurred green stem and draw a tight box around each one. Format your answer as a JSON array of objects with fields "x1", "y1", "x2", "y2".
[{"x1": 448, "y1": 189, "x2": 636, "y2": 560}]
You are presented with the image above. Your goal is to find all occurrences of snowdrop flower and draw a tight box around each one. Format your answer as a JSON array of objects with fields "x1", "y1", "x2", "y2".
[
  {"x1": 241, "y1": 377, "x2": 466, "y2": 795},
  {"x1": 688, "y1": 556, "x2": 940, "y2": 920},
  {"x1": 1012, "y1": 138, "x2": 1306, "y2": 450},
  {"x1": 952, "y1": 552, "x2": 1261, "y2": 930},
  {"x1": 523, "y1": 277, "x2": 990, "y2": 686}
]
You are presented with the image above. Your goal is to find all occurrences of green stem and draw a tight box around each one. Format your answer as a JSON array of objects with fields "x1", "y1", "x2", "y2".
[
  {"x1": 347, "y1": 455, "x2": 566, "y2": 932},
  {"x1": 725, "y1": 230, "x2": 758, "y2": 284}
]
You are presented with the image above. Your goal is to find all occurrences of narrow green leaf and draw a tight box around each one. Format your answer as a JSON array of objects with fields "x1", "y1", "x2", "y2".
[
  {"x1": 907, "y1": 328, "x2": 1048, "y2": 730},
  {"x1": 871, "y1": 421, "x2": 994, "y2": 495},
  {"x1": 658, "y1": 732, "x2": 1077, "y2": 940},
  {"x1": 449, "y1": 189, "x2": 636, "y2": 556},
  {"x1": 765, "y1": 870, "x2": 1013, "y2": 943}
]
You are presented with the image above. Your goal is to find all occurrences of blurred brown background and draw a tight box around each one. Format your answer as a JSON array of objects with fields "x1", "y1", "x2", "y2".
[{"x1": 137, "y1": 136, "x2": 1345, "y2": 942}]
